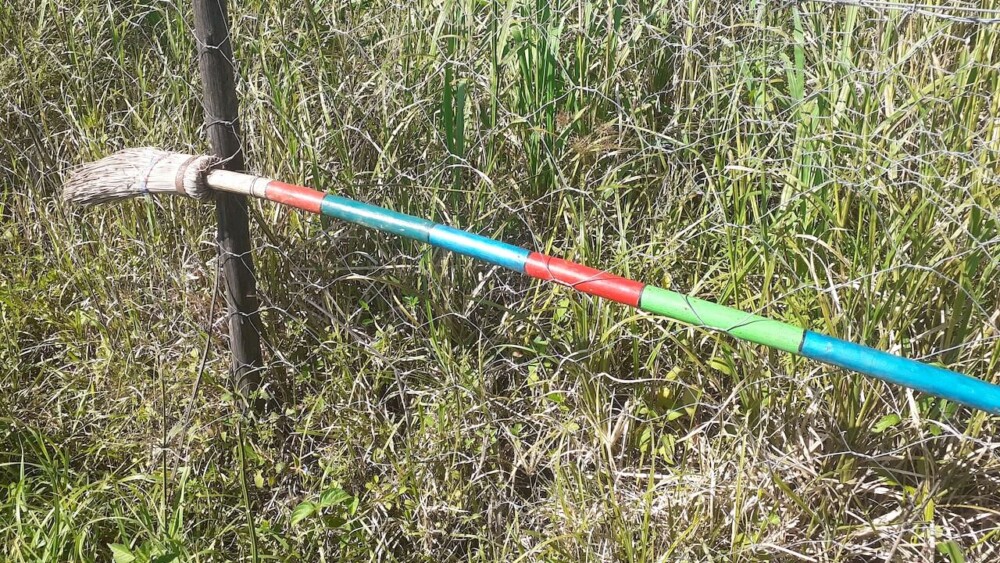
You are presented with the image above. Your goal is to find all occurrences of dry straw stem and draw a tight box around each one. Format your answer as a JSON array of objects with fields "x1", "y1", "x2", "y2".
[{"x1": 63, "y1": 147, "x2": 218, "y2": 206}]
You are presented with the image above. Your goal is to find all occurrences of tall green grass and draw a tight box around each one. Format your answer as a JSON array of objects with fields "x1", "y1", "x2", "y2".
[{"x1": 3, "y1": 0, "x2": 1000, "y2": 560}]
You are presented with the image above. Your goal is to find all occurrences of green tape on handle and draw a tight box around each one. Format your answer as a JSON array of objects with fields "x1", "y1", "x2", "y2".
[{"x1": 638, "y1": 286, "x2": 805, "y2": 354}]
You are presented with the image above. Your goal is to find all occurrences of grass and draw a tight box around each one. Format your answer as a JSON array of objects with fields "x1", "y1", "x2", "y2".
[{"x1": 3, "y1": 0, "x2": 1000, "y2": 560}]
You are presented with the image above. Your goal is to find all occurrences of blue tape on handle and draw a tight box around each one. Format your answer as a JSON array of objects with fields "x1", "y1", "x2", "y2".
[
  {"x1": 800, "y1": 331, "x2": 1000, "y2": 414},
  {"x1": 428, "y1": 225, "x2": 530, "y2": 273},
  {"x1": 320, "y1": 195, "x2": 435, "y2": 242}
]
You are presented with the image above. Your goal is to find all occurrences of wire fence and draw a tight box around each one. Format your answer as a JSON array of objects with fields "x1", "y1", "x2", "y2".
[
  {"x1": 4, "y1": 0, "x2": 1000, "y2": 559},
  {"x1": 228, "y1": 0, "x2": 1000, "y2": 558}
]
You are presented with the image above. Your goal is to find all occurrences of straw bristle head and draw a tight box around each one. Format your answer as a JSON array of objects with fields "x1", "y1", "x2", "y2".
[{"x1": 63, "y1": 148, "x2": 219, "y2": 206}]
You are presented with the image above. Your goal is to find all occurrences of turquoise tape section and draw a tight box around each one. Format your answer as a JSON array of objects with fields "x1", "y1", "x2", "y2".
[
  {"x1": 428, "y1": 225, "x2": 529, "y2": 273},
  {"x1": 800, "y1": 331, "x2": 1000, "y2": 414},
  {"x1": 320, "y1": 195, "x2": 435, "y2": 242}
]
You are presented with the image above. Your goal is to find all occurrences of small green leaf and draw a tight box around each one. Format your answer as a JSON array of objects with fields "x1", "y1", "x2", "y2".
[
  {"x1": 151, "y1": 552, "x2": 180, "y2": 563},
  {"x1": 936, "y1": 540, "x2": 965, "y2": 563},
  {"x1": 291, "y1": 501, "x2": 317, "y2": 526},
  {"x1": 872, "y1": 413, "x2": 901, "y2": 434},
  {"x1": 320, "y1": 487, "x2": 352, "y2": 508},
  {"x1": 108, "y1": 544, "x2": 136, "y2": 563},
  {"x1": 531, "y1": 336, "x2": 549, "y2": 353},
  {"x1": 665, "y1": 409, "x2": 686, "y2": 422},
  {"x1": 709, "y1": 356, "x2": 735, "y2": 376}
]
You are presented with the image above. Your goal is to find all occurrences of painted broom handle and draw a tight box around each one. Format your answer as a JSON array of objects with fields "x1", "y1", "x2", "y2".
[{"x1": 208, "y1": 170, "x2": 1000, "y2": 414}]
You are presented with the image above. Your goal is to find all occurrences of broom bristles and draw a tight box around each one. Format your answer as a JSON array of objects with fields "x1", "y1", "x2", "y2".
[{"x1": 63, "y1": 148, "x2": 218, "y2": 206}]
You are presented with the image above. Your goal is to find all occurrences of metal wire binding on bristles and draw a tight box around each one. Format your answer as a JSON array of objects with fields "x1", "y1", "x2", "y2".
[{"x1": 63, "y1": 148, "x2": 219, "y2": 206}]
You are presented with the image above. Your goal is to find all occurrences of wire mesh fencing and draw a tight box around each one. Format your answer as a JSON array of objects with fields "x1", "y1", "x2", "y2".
[{"x1": 4, "y1": 0, "x2": 1000, "y2": 559}]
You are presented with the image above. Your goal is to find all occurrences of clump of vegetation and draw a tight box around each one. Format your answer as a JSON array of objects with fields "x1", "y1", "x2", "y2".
[{"x1": 2, "y1": 0, "x2": 999, "y2": 560}]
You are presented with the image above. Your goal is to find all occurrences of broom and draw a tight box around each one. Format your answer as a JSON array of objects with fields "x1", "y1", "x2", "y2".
[{"x1": 63, "y1": 147, "x2": 1000, "y2": 415}]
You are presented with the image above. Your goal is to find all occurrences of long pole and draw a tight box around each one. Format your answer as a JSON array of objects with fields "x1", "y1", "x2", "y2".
[
  {"x1": 202, "y1": 169, "x2": 1000, "y2": 415},
  {"x1": 191, "y1": 1, "x2": 266, "y2": 413}
]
